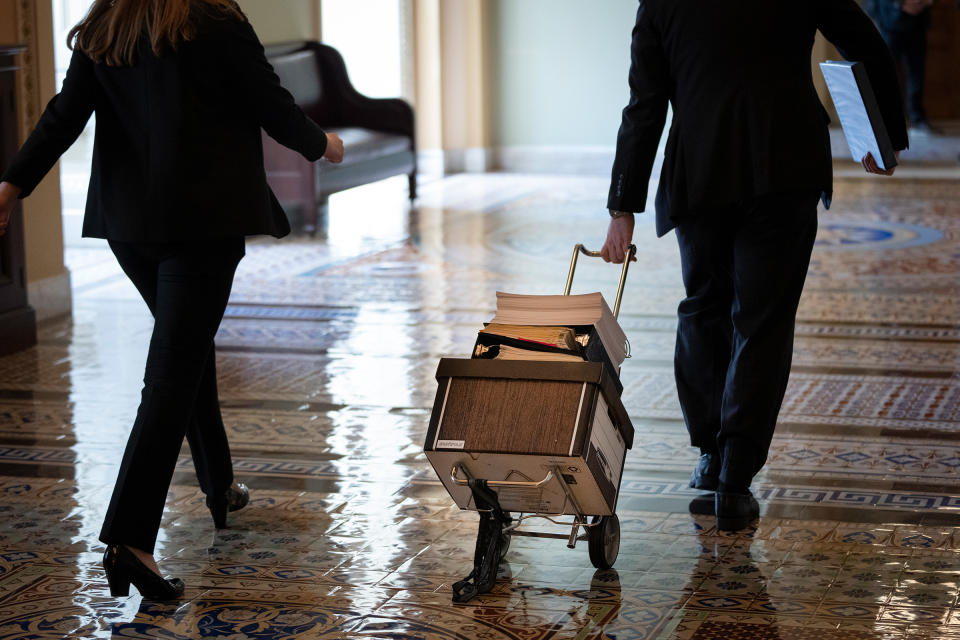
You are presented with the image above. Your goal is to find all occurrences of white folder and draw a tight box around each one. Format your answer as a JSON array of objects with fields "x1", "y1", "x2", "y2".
[{"x1": 820, "y1": 60, "x2": 897, "y2": 171}]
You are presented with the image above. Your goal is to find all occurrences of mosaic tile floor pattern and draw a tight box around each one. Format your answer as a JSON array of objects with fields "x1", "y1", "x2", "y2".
[{"x1": 1, "y1": 171, "x2": 960, "y2": 638}]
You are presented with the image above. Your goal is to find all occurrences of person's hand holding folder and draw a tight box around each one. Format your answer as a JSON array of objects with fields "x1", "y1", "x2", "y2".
[
  {"x1": 862, "y1": 151, "x2": 898, "y2": 176},
  {"x1": 821, "y1": 61, "x2": 902, "y2": 174}
]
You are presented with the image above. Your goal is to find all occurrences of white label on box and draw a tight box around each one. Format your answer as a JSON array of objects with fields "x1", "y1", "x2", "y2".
[{"x1": 437, "y1": 440, "x2": 465, "y2": 449}]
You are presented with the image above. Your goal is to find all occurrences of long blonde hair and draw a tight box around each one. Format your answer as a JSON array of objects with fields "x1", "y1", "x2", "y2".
[{"x1": 68, "y1": 0, "x2": 245, "y2": 66}]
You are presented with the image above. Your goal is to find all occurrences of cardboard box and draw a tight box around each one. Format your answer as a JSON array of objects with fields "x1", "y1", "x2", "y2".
[{"x1": 424, "y1": 359, "x2": 634, "y2": 516}]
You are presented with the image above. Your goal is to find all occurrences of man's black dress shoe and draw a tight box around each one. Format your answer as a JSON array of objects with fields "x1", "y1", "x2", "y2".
[
  {"x1": 689, "y1": 453, "x2": 720, "y2": 490},
  {"x1": 688, "y1": 494, "x2": 716, "y2": 516},
  {"x1": 909, "y1": 120, "x2": 941, "y2": 137},
  {"x1": 715, "y1": 491, "x2": 760, "y2": 531},
  {"x1": 102, "y1": 545, "x2": 185, "y2": 599}
]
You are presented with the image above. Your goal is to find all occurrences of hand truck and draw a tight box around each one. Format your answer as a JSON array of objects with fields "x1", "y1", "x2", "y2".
[{"x1": 441, "y1": 244, "x2": 637, "y2": 604}]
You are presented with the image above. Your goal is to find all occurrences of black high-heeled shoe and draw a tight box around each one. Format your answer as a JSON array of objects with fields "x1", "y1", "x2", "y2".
[
  {"x1": 102, "y1": 545, "x2": 185, "y2": 600},
  {"x1": 207, "y1": 482, "x2": 249, "y2": 529},
  {"x1": 227, "y1": 482, "x2": 250, "y2": 512}
]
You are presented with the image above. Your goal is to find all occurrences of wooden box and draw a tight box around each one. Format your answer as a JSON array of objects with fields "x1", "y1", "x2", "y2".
[{"x1": 424, "y1": 359, "x2": 634, "y2": 516}]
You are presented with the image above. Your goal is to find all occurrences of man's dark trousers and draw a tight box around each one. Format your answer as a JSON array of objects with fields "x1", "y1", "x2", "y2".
[
  {"x1": 880, "y1": 25, "x2": 929, "y2": 124},
  {"x1": 674, "y1": 191, "x2": 820, "y2": 491}
]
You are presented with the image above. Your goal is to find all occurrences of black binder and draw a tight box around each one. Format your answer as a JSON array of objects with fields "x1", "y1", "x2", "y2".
[{"x1": 472, "y1": 325, "x2": 624, "y2": 396}]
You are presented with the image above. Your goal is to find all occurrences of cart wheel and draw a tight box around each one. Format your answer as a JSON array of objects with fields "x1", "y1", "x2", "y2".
[
  {"x1": 588, "y1": 514, "x2": 620, "y2": 569},
  {"x1": 499, "y1": 532, "x2": 511, "y2": 562}
]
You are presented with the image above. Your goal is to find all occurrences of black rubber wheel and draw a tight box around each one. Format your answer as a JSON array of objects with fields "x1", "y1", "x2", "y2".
[
  {"x1": 499, "y1": 532, "x2": 511, "y2": 562},
  {"x1": 588, "y1": 514, "x2": 620, "y2": 569}
]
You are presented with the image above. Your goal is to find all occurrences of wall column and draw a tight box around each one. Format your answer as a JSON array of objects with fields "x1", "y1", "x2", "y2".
[
  {"x1": 412, "y1": 0, "x2": 491, "y2": 175},
  {"x1": 11, "y1": 0, "x2": 72, "y2": 321},
  {"x1": 312, "y1": 0, "x2": 322, "y2": 41}
]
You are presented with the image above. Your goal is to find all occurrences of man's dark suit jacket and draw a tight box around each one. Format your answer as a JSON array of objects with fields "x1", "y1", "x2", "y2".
[
  {"x1": 864, "y1": 0, "x2": 932, "y2": 33},
  {"x1": 607, "y1": 0, "x2": 909, "y2": 237},
  {"x1": 1, "y1": 9, "x2": 327, "y2": 241}
]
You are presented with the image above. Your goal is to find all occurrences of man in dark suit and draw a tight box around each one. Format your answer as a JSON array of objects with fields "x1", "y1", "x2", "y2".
[
  {"x1": 865, "y1": 0, "x2": 936, "y2": 133},
  {"x1": 601, "y1": 0, "x2": 908, "y2": 530}
]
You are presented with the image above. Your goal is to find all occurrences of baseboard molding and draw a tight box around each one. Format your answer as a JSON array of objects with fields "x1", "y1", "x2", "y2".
[
  {"x1": 418, "y1": 146, "x2": 616, "y2": 176},
  {"x1": 417, "y1": 148, "x2": 495, "y2": 176},
  {"x1": 445, "y1": 147, "x2": 495, "y2": 173},
  {"x1": 494, "y1": 145, "x2": 616, "y2": 176},
  {"x1": 27, "y1": 269, "x2": 72, "y2": 322},
  {"x1": 417, "y1": 150, "x2": 446, "y2": 177}
]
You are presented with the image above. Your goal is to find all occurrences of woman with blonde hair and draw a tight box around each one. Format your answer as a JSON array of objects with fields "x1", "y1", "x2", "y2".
[{"x1": 0, "y1": 0, "x2": 343, "y2": 599}]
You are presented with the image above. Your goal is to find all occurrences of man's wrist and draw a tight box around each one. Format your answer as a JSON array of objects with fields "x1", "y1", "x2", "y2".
[{"x1": 609, "y1": 210, "x2": 634, "y2": 219}]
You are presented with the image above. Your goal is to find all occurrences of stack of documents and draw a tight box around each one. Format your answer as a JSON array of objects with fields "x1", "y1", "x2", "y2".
[
  {"x1": 488, "y1": 292, "x2": 627, "y2": 367},
  {"x1": 479, "y1": 323, "x2": 581, "y2": 351},
  {"x1": 467, "y1": 292, "x2": 627, "y2": 391},
  {"x1": 474, "y1": 324, "x2": 584, "y2": 363}
]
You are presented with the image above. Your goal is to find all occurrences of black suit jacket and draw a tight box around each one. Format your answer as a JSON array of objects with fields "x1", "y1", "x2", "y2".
[
  {"x1": 1, "y1": 10, "x2": 327, "y2": 241},
  {"x1": 864, "y1": 0, "x2": 932, "y2": 33},
  {"x1": 608, "y1": 0, "x2": 909, "y2": 237}
]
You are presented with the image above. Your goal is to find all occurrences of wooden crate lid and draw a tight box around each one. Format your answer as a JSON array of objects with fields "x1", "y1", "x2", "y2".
[{"x1": 434, "y1": 358, "x2": 634, "y2": 449}]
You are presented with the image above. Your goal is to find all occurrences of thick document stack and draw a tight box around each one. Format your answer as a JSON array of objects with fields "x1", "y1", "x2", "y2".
[
  {"x1": 820, "y1": 60, "x2": 898, "y2": 171},
  {"x1": 473, "y1": 292, "x2": 627, "y2": 393},
  {"x1": 474, "y1": 324, "x2": 582, "y2": 362},
  {"x1": 489, "y1": 292, "x2": 628, "y2": 368}
]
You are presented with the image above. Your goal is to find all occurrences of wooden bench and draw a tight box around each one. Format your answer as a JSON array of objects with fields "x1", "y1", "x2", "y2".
[{"x1": 263, "y1": 41, "x2": 417, "y2": 235}]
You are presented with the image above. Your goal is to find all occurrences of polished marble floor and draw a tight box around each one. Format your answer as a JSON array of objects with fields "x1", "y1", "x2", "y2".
[{"x1": 2, "y1": 167, "x2": 960, "y2": 638}]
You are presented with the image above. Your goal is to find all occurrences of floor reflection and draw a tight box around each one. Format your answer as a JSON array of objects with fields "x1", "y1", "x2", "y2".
[{"x1": 1, "y1": 172, "x2": 960, "y2": 637}]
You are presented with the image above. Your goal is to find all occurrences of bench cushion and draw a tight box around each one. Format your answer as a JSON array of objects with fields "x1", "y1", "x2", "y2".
[
  {"x1": 271, "y1": 50, "x2": 324, "y2": 109},
  {"x1": 327, "y1": 128, "x2": 412, "y2": 166}
]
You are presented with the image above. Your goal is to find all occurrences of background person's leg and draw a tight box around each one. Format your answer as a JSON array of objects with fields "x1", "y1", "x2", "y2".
[
  {"x1": 99, "y1": 238, "x2": 245, "y2": 553},
  {"x1": 718, "y1": 191, "x2": 820, "y2": 492},
  {"x1": 901, "y1": 26, "x2": 929, "y2": 125}
]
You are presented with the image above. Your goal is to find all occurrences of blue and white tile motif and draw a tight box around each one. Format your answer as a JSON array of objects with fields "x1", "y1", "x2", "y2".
[{"x1": 0, "y1": 173, "x2": 959, "y2": 638}]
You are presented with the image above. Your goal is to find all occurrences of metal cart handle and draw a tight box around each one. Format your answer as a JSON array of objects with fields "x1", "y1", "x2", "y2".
[
  {"x1": 564, "y1": 243, "x2": 636, "y2": 319},
  {"x1": 451, "y1": 464, "x2": 554, "y2": 489}
]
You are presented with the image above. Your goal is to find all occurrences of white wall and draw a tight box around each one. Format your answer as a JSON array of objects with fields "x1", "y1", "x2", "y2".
[
  {"x1": 487, "y1": 0, "x2": 637, "y2": 148},
  {"x1": 236, "y1": 0, "x2": 316, "y2": 44}
]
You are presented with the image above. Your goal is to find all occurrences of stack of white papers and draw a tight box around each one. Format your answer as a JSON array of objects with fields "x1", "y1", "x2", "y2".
[{"x1": 490, "y1": 292, "x2": 627, "y2": 367}]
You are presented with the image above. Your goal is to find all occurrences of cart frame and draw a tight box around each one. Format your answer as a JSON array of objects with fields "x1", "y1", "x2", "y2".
[{"x1": 447, "y1": 243, "x2": 636, "y2": 603}]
